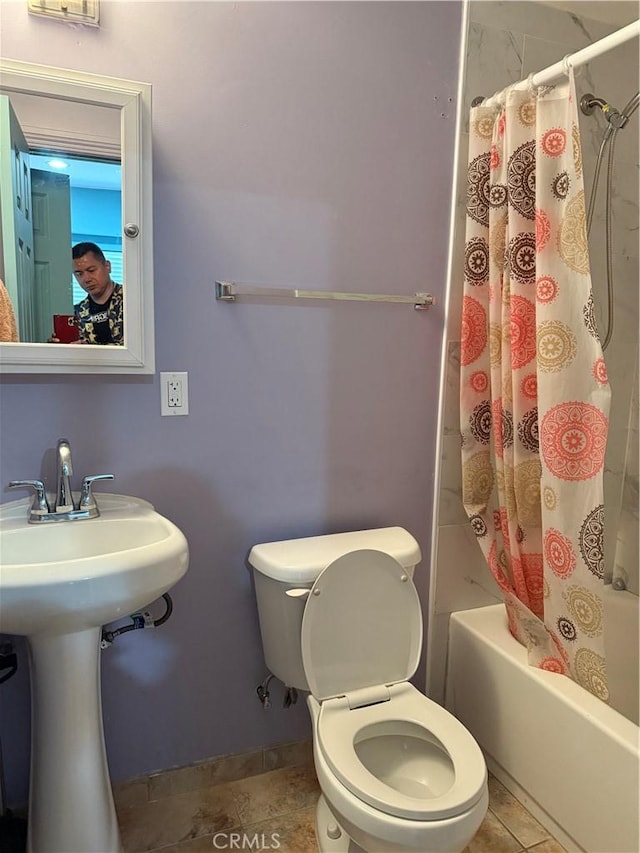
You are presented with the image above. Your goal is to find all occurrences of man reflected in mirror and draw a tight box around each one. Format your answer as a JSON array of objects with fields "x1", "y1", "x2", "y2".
[
  {"x1": 72, "y1": 242, "x2": 123, "y2": 345},
  {"x1": 49, "y1": 242, "x2": 123, "y2": 345}
]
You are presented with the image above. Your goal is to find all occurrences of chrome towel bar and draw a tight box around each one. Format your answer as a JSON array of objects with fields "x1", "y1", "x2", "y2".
[{"x1": 215, "y1": 281, "x2": 434, "y2": 310}]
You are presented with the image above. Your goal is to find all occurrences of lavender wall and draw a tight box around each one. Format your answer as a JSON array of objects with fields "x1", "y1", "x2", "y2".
[{"x1": 0, "y1": 1, "x2": 462, "y2": 805}]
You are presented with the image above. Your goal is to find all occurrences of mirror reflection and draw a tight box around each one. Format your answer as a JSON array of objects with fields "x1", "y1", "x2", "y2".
[{"x1": 0, "y1": 89, "x2": 123, "y2": 345}]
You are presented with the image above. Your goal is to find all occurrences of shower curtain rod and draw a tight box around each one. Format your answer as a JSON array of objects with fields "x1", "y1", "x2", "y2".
[{"x1": 479, "y1": 19, "x2": 640, "y2": 108}]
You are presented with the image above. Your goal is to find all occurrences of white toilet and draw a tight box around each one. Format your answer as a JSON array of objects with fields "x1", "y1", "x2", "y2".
[{"x1": 248, "y1": 528, "x2": 488, "y2": 853}]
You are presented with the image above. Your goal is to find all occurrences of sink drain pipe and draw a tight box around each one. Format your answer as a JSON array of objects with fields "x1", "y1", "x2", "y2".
[{"x1": 100, "y1": 593, "x2": 173, "y2": 648}]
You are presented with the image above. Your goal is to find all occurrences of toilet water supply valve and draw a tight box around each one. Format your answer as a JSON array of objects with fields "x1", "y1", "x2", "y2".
[
  {"x1": 100, "y1": 593, "x2": 173, "y2": 648},
  {"x1": 257, "y1": 673, "x2": 298, "y2": 709}
]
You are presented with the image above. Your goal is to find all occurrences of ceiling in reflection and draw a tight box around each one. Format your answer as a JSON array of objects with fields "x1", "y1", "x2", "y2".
[{"x1": 29, "y1": 153, "x2": 121, "y2": 191}]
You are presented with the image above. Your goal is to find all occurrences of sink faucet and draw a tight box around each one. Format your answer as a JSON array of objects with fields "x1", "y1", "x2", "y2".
[
  {"x1": 8, "y1": 438, "x2": 115, "y2": 523},
  {"x1": 55, "y1": 438, "x2": 75, "y2": 512}
]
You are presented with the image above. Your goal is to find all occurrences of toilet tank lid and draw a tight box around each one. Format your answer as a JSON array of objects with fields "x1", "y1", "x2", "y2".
[{"x1": 248, "y1": 527, "x2": 421, "y2": 583}]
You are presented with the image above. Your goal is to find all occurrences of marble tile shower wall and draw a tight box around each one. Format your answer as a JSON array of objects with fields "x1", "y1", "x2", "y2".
[
  {"x1": 429, "y1": 1, "x2": 639, "y2": 702},
  {"x1": 615, "y1": 359, "x2": 639, "y2": 594}
]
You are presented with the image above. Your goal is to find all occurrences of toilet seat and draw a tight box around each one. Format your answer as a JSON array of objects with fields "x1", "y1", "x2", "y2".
[
  {"x1": 316, "y1": 682, "x2": 487, "y2": 820},
  {"x1": 301, "y1": 549, "x2": 487, "y2": 822}
]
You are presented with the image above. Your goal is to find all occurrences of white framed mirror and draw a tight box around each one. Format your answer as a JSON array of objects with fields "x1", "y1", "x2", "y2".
[{"x1": 0, "y1": 59, "x2": 154, "y2": 374}]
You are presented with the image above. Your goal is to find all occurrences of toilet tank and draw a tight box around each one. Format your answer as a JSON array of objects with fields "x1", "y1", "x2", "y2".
[{"x1": 248, "y1": 527, "x2": 421, "y2": 691}]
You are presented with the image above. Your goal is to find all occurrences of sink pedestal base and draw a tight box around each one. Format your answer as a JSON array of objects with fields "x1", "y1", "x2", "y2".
[{"x1": 27, "y1": 628, "x2": 121, "y2": 853}]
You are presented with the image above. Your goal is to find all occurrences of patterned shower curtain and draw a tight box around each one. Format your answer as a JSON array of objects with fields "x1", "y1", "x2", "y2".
[{"x1": 460, "y1": 72, "x2": 611, "y2": 701}]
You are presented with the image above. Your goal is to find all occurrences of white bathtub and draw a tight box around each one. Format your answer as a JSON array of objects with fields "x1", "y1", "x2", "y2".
[{"x1": 446, "y1": 599, "x2": 640, "y2": 853}]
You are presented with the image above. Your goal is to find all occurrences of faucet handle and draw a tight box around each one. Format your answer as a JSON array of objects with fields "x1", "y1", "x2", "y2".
[
  {"x1": 80, "y1": 474, "x2": 115, "y2": 510},
  {"x1": 8, "y1": 479, "x2": 51, "y2": 514}
]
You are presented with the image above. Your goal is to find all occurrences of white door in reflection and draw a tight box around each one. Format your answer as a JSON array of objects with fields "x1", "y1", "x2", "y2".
[
  {"x1": 31, "y1": 167, "x2": 73, "y2": 342},
  {"x1": 0, "y1": 94, "x2": 36, "y2": 341}
]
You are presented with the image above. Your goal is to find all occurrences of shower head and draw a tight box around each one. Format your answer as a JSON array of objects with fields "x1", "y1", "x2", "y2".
[{"x1": 580, "y1": 93, "x2": 631, "y2": 129}]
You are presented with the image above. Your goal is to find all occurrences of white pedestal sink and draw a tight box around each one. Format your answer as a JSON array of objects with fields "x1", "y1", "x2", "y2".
[{"x1": 0, "y1": 493, "x2": 189, "y2": 853}]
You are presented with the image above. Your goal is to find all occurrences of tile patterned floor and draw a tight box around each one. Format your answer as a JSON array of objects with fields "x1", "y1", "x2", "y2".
[{"x1": 114, "y1": 753, "x2": 569, "y2": 853}]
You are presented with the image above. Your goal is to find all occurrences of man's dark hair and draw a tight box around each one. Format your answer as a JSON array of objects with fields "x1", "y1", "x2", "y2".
[{"x1": 72, "y1": 242, "x2": 107, "y2": 262}]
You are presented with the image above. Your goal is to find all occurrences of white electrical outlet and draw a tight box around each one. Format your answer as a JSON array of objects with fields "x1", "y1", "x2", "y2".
[{"x1": 161, "y1": 372, "x2": 189, "y2": 416}]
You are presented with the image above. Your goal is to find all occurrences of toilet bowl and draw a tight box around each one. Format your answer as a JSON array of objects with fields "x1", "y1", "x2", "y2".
[
  {"x1": 311, "y1": 696, "x2": 489, "y2": 853},
  {"x1": 248, "y1": 530, "x2": 488, "y2": 853}
]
